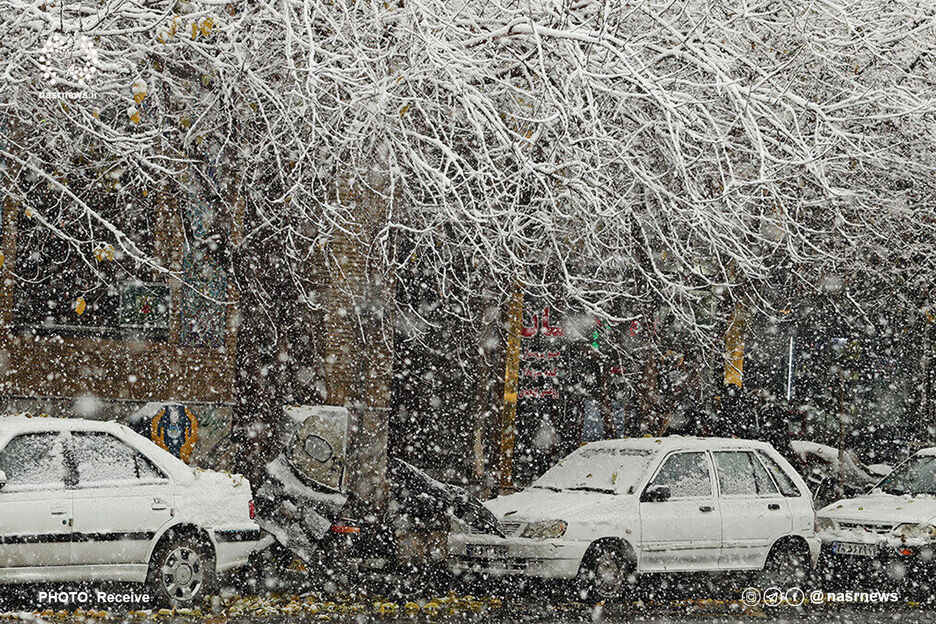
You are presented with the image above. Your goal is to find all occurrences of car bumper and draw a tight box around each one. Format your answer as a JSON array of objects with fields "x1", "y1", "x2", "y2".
[
  {"x1": 819, "y1": 536, "x2": 936, "y2": 580},
  {"x1": 447, "y1": 532, "x2": 589, "y2": 580},
  {"x1": 806, "y1": 535, "x2": 822, "y2": 567},
  {"x1": 213, "y1": 528, "x2": 274, "y2": 572}
]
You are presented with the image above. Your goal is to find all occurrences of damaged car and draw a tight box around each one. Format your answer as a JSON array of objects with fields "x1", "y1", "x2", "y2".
[
  {"x1": 790, "y1": 440, "x2": 892, "y2": 509},
  {"x1": 251, "y1": 406, "x2": 500, "y2": 596}
]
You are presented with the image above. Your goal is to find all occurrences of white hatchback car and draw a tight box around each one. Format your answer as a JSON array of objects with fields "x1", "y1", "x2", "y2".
[
  {"x1": 0, "y1": 415, "x2": 266, "y2": 607},
  {"x1": 449, "y1": 437, "x2": 819, "y2": 599}
]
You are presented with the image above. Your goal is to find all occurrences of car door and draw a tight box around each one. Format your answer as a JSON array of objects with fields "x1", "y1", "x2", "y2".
[
  {"x1": 713, "y1": 450, "x2": 791, "y2": 570},
  {"x1": 0, "y1": 431, "x2": 73, "y2": 568},
  {"x1": 68, "y1": 431, "x2": 174, "y2": 566},
  {"x1": 639, "y1": 450, "x2": 722, "y2": 572}
]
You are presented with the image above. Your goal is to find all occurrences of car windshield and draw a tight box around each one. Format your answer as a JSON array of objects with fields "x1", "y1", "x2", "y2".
[
  {"x1": 531, "y1": 446, "x2": 656, "y2": 494},
  {"x1": 876, "y1": 455, "x2": 936, "y2": 496}
]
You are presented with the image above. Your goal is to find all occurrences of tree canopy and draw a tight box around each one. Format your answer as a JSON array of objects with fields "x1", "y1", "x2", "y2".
[{"x1": 2, "y1": 0, "x2": 935, "y2": 352}]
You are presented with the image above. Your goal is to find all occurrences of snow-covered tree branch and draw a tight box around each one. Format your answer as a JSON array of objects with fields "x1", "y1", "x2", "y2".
[{"x1": 1, "y1": 0, "x2": 935, "y2": 361}]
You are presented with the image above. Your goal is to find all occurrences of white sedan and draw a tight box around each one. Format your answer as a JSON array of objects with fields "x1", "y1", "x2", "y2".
[
  {"x1": 449, "y1": 437, "x2": 819, "y2": 600},
  {"x1": 0, "y1": 415, "x2": 267, "y2": 607}
]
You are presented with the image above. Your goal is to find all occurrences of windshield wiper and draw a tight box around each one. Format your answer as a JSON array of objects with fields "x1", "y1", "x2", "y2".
[
  {"x1": 567, "y1": 486, "x2": 615, "y2": 494},
  {"x1": 531, "y1": 485, "x2": 562, "y2": 493}
]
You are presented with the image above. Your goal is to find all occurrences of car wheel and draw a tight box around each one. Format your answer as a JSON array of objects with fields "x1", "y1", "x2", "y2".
[
  {"x1": 762, "y1": 542, "x2": 810, "y2": 587},
  {"x1": 148, "y1": 534, "x2": 217, "y2": 608},
  {"x1": 577, "y1": 543, "x2": 633, "y2": 602}
]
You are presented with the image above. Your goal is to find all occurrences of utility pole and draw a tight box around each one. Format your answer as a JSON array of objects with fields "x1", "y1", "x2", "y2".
[
  {"x1": 922, "y1": 310, "x2": 933, "y2": 447},
  {"x1": 498, "y1": 284, "x2": 523, "y2": 493}
]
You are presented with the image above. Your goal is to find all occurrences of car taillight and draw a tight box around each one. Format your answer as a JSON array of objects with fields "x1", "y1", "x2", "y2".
[
  {"x1": 249, "y1": 500, "x2": 256, "y2": 520},
  {"x1": 329, "y1": 521, "x2": 361, "y2": 535}
]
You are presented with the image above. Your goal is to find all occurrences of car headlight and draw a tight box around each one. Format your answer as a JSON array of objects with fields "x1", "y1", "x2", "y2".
[
  {"x1": 520, "y1": 519, "x2": 568, "y2": 540},
  {"x1": 816, "y1": 517, "x2": 835, "y2": 532},
  {"x1": 892, "y1": 523, "x2": 936, "y2": 539}
]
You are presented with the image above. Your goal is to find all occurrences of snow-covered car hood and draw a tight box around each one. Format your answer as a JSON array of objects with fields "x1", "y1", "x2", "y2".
[
  {"x1": 791, "y1": 440, "x2": 878, "y2": 485},
  {"x1": 173, "y1": 467, "x2": 255, "y2": 527},
  {"x1": 486, "y1": 488, "x2": 631, "y2": 524},
  {"x1": 819, "y1": 494, "x2": 936, "y2": 526}
]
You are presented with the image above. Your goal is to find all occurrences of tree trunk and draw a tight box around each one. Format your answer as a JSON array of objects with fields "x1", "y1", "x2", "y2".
[{"x1": 231, "y1": 208, "x2": 296, "y2": 484}]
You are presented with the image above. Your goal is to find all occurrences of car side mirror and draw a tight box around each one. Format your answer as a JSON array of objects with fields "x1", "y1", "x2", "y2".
[
  {"x1": 0, "y1": 470, "x2": 6, "y2": 490},
  {"x1": 641, "y1": 484, "x2": 671, "y2": 503}
]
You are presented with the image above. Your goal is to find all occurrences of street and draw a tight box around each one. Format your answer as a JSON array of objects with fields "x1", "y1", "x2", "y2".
[
  {"x1": 2, "y1": 597, "x2": 934, "y2": 624},
  {"x1": 2, "y1": 581, "x2": 935, "y2": 624}
]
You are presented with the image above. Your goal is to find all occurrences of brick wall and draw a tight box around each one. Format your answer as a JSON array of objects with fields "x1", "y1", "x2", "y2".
[{"x1": 320, "y1": 178, "x2": 394, "y2": 509}]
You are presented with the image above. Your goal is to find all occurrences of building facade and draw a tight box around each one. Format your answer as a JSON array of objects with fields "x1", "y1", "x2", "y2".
[{"x1": 0, "y1": 169, "x2": 239, "y2": 467}]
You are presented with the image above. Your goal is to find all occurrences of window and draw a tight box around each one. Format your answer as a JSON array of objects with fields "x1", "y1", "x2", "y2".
[
  {"x1": 713, "y1": 451, "x2": 780, "y2": 497},
  {"x1": 751, "y1": 454, "x2": 780, "y2": 495},
  {"x1": 12, "y1": 183, "x2": 167, "y2": 340},
  {"x1": 755, "y1": 450, "x2": 802, "y2": 497},
  {"x1": 533, "y1": 447, "x2": 655, "y2": 494},
  {"x1": 875, "y1": 455, "x2": 936, "y2": 496},
  {"x1": 70, "y1": 432, "x2": 166, "y2": 487},
  {"x1": 650, "y1": 451, "x2": 712, "y2": 498},
  {"x1": 0, "y1": 432, "x2": 67, "y2": 490}
]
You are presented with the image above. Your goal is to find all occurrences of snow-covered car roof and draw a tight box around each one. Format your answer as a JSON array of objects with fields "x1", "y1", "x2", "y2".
[
  {"x1": 583, "y1": 435, "x2": 777, "y2": 453},
  {"x1": 916, "y1": 447, "x2": 936, "y2": 457},
  {"x1": 0, "y1": 413, "x2": 135, "y2": 438},
  {"x1": 0, "y1": 413, "x2": 195, "y2": 482}
]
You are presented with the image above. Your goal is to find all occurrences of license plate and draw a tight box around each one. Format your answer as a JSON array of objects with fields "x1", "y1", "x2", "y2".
[
  {"x1": 832, "y1": 542, "x2": 878, "y2": 557},
  {"x1": 467, "y1": 544, "x2": 508, "y2": 559}
]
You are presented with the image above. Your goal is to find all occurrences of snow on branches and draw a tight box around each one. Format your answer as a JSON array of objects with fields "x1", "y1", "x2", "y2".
[{"x1": 1, "y1": 0, "x2": 935, "y2": 347}]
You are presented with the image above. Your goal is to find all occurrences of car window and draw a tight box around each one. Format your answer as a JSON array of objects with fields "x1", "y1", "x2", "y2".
[
  {"x1": 714, "y1": 451, "x2": 779, "y2": 496},
  {"x1": 532, "y1": 446, "x2": 656, "y2": 494},
  {"x1": 750, "y1": 453, "x2": 780, "y2": 495},
  {"x1": 755, "y1": 450, "x2": 802, "y2": 497},
  {"x1": 70, "y1": 432, "x2": 166, "y2": 487},
  {"x1": 0, "y1": 432, "x2": 67, "y2": 491},
  {"x1": 876, "y1": 455, "x2": 936, "y2": 496},
  {"x1": 650, "y1": 451, "x2": 712, "y2": 498}
]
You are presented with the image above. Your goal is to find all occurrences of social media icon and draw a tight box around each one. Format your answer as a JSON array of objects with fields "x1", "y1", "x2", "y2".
[
  {"x1": 741, "y1": 587, "x2": 761, "y2": 607},
  {"x1": 763, "y1": 587, "x2": 783, "y2": 607},
  {"x1": 786, "y1": 587, "x2": 805, "y2": 606}
]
